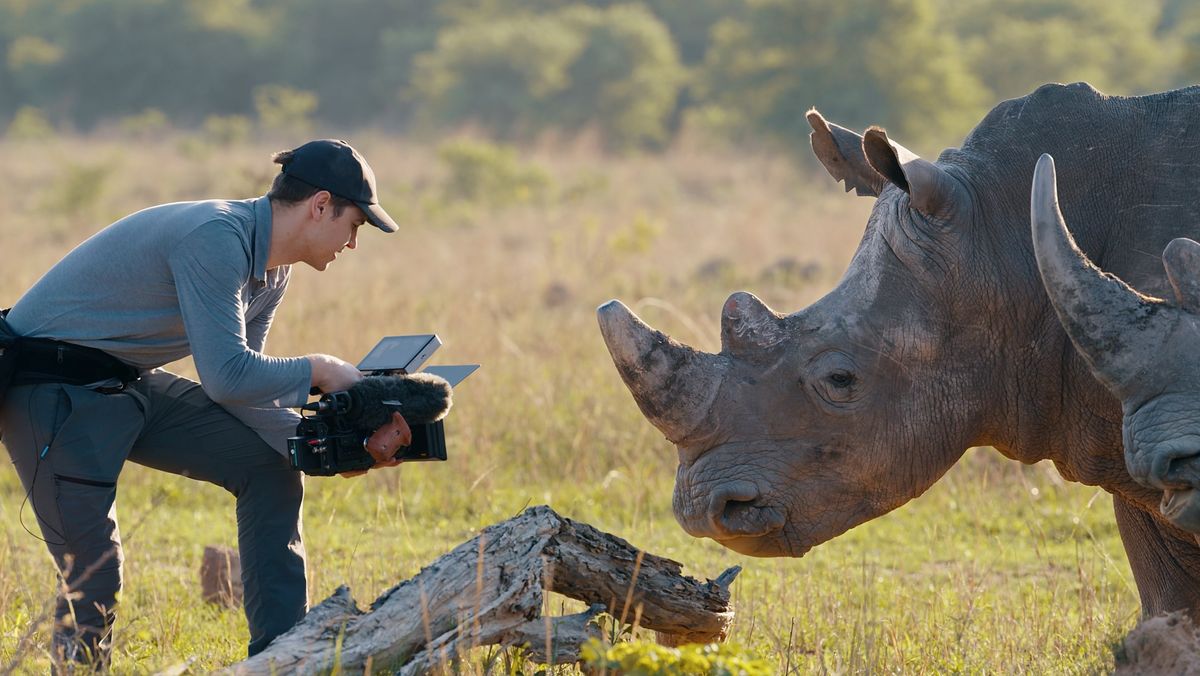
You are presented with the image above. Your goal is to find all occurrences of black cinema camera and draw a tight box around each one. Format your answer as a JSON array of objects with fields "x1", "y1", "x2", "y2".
[{"x1": 287, "y1": 335, "x2": 478, "y2": 476}]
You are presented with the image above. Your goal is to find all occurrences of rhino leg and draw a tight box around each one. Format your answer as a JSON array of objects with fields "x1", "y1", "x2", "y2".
[{"x1": 1115, "y1": 496, "x2": 1200, "y2": 616}]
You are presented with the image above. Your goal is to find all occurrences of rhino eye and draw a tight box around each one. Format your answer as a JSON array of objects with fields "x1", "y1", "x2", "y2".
[
  {"x1": 828, "y1": 371, "x2": 856, "y2": 388},
  {"x1": 813, "y1": 369, "x2": 859, "y2": 406},
  {"x1": 806, "y1": 350, "x2": 862, "y2": 408}
]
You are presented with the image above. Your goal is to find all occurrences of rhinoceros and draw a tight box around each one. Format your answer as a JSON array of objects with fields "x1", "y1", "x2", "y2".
[
  {"x1": 1031, "y1": 152, "x2": 1200, "y2": 536},
  {"x1": 597, "y1": 82, "x2": 1200, "y2": 616}
]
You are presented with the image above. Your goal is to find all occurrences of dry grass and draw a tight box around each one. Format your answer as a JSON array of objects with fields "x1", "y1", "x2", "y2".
[{"x1": 0, "y1": 133, "x2": 1135, "y2": 673}]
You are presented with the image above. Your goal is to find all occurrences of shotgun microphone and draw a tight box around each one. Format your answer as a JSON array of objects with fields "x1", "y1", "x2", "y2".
[{"x1": 303, "y1": 373, "x2": 452, "y2": 431}]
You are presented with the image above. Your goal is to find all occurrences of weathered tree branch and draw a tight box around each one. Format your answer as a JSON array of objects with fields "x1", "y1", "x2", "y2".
[{"x1": 226, "y1": 505, "x2": 739, "y2": 674}]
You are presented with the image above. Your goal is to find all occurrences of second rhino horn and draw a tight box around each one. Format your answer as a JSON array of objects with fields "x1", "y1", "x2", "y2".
[
  {"x1": 1030, "y1": 153, "x2": 1172, "y2": 398},
  {"x1": 1163, "y1": 237, "x2": 1200, "y2": 312}
]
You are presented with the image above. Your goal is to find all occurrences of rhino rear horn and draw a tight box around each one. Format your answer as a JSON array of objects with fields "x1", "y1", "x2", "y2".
[
  {"x1": 807, "y1": 109, "x2": 884, "y2": 197},
  {"x1": 862, "y1": 126, "x2": 966, "y2": 220},
  {"x1": 1030, "y1": 153, "x2": 1169, "y2": 398},
  {"x1": 721, "y1": 292, "x2": 786, "y2": 356},
  {"x1": 1163, "y1": 238, "x2": 1200, "y2": 312},
  {"x1": 597, "y1": 300, "x2": 729, "y2": 445}
]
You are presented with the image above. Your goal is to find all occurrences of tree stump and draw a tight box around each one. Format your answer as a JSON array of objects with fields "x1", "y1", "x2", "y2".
[
  {"x1": 226, "y1": 505, "x2": 739, "y2": 674},
  {"x1": 200, "y1": 545, "x2": 243, "y2": 608}
]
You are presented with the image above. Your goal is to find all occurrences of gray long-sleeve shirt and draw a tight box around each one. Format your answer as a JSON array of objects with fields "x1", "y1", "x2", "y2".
[{"x1": 6, "y1": 196, "x2": 310, "y2": 454}]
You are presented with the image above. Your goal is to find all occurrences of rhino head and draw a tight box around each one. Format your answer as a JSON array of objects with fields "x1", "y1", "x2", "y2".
[
  {"x1": 1030, "y1": 153, "x2": 1200, "y2": 531},
  {"x1": 597, "y1": 111, "x2": 996, "y2": 557}
]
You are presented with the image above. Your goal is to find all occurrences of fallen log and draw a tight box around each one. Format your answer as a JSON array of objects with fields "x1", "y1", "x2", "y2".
[{"x1": 227, "y1": 505, "x2": 739, "y2": 674}]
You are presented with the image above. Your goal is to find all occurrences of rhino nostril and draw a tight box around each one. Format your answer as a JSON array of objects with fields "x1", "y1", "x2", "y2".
[
  {"x1": 1163, "y1": 455, "x2": 1200, "y2": 488},
  {"x1": 722, "y1": 499, "x2": 760, "y2": 524},
  {"x1": 709, "y1": 483, "x2": 758, "y2": 512},
  {"x1": 717, "y1": 499, "x2": 786, "y2": 537},
  {"x1": 1162, "y1": 488, "x2": 1200, "y2": 533},
  {"x1": 706, "y1": 482, "x2": 784, "y2": 537}
]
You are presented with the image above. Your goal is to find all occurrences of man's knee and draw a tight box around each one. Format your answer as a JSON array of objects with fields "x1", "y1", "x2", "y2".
[{"x1": 227, "y1": 452, "x2": 302, "y2": 502}]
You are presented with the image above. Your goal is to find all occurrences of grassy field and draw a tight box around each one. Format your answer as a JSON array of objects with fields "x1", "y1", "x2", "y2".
[{"x1": 0, "y1": 134, "x2": 1138, "y2": 673}]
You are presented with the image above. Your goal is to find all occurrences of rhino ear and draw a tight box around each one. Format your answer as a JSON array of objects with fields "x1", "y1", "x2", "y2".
[
  {"x1": 807, "y1": 109, "x2": 884, "y2": 197},
  {"x1": 862, "y1": 126, "x2": 965, "y2": 220},
  {"x1": 1163, "y1": 238, "x2": 1200, "y2": 313},
  {"x1": 721, "y1": 292, "x2": 786, "y2": 357}
]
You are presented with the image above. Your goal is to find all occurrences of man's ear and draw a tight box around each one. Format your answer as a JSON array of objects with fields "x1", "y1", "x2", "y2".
[{"x1": 309, "y1": 190, "x2": 333, "y2": 220}]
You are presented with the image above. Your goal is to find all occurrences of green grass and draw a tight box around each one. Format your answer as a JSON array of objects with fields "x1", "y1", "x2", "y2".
[{"x1": 0, "y1": 135, "x2": 1137, "y2": 673}]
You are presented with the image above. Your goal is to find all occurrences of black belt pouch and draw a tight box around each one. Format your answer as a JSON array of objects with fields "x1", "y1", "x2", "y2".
[
  {"x1": 0, "y1": 309, "x2": 19, "y2": 441},
  {"x1": 0, "y1": 309, "x2": 18, "y2": 411},
  {"x1": 0, "y1": 309, "x2": 139, "y2": 411}
]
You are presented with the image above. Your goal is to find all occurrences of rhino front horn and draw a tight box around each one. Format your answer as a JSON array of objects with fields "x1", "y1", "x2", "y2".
[
  {"x1": 597, "y1": 300, "x2": 729, "y2": 444},
  {"x1": 1030, "y1": 153, "x2": 1169, "y2": 398}
]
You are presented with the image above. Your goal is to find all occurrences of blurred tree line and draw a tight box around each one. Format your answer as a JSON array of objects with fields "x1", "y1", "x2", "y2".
[{"x1": 2, "y1": 0, "x2": 1199, "y2": 151}]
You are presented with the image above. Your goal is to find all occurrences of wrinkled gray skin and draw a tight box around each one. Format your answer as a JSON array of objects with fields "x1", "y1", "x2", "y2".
[
  {"x1": 1031, "y1": 153, "x2": 1200, "y2": 534},
  {"x1": 598, "y1": 83, "x2": 1200, "y2": 616}
]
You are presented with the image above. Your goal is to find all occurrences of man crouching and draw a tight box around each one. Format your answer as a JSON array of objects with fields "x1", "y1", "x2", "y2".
[{"x1": 0, "y1": 139, "x2": 404, "y2": 669}]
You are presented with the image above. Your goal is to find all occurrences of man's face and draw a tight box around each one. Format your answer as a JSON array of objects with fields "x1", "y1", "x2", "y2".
[{"x1": 304, "y1": 198, "x2": 365, "y2": 271}]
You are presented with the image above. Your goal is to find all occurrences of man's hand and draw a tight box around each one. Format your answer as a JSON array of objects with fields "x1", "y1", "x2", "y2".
[
  {"x1": 339, "y1": 411, "x2": 411, "y2": 478},
  {"x1": 307, "y1": 353, "x2": 362, "y2": 394}
]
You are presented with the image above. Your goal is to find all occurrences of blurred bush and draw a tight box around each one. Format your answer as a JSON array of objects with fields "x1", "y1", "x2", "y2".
[
  {"x1": 253, "y1": 85, "x2": 317, "y2": 137},
  {"x1": 579, "y1": 637, "x2": 772, "y2": 675},
  {"x1": 549, "y1": 4, "x2": 685, "y2": 150},
  {"x1": 40, "y1": 162, "x2": 110, "y2": 222},
  {"x1": 608, "y1": 213, "x2": 664, "y2": 256},
  {"x1": 415, "y1": 4, "x2": 683, "y2": 150},
  {"x1": 2, "y1": 0, "x2": 268, "y2": 128},
  {"x1": 414, "y1": 15, "x2": 583, "y2": 140},
  {"x1": 437, "y1": 139, "x2": 552, "y2": 208},
  {"x1": 202, "y1": 114, "x2": 253, "y2": 146},
  {"x1": 950, "y1": 0, "x2": 1179, "y2": 102},
  {"x1": 6, "y1": 106, "x2": 55, "y2": 140},
  {"x1": 698, "y1": 0, "x2": 987, "y2": 151},
  {"x1": 1, "y1": 0, "x2": 1199, "y2": 153},
  {"x1": 118, "y1": 108, "x2": 169, "y2": 139}
]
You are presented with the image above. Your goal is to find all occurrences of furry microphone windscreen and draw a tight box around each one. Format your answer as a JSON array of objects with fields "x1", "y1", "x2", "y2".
[{"x1": 344, "y1": 373, "x2": 453, "y2": 431}]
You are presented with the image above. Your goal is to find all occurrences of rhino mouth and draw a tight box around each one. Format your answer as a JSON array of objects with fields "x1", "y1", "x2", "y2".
[{"x1": 712, "y1": 530, "x2": 810, "y2": 558}]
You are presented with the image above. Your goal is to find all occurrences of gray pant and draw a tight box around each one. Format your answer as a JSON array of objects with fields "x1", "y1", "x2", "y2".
[{"x1": 1, "y1": 371, "x2": 307, "y2": 663}]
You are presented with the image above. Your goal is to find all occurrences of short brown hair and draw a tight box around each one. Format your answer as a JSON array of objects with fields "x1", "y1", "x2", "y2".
[{"x1": 267, "y1": 150, "x2": 356, "y2": 216}]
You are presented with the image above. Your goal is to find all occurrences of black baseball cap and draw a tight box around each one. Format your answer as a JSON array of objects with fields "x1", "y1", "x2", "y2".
[{"x1": 280, "y1": 139, "x2": 398, "y2": 233}]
